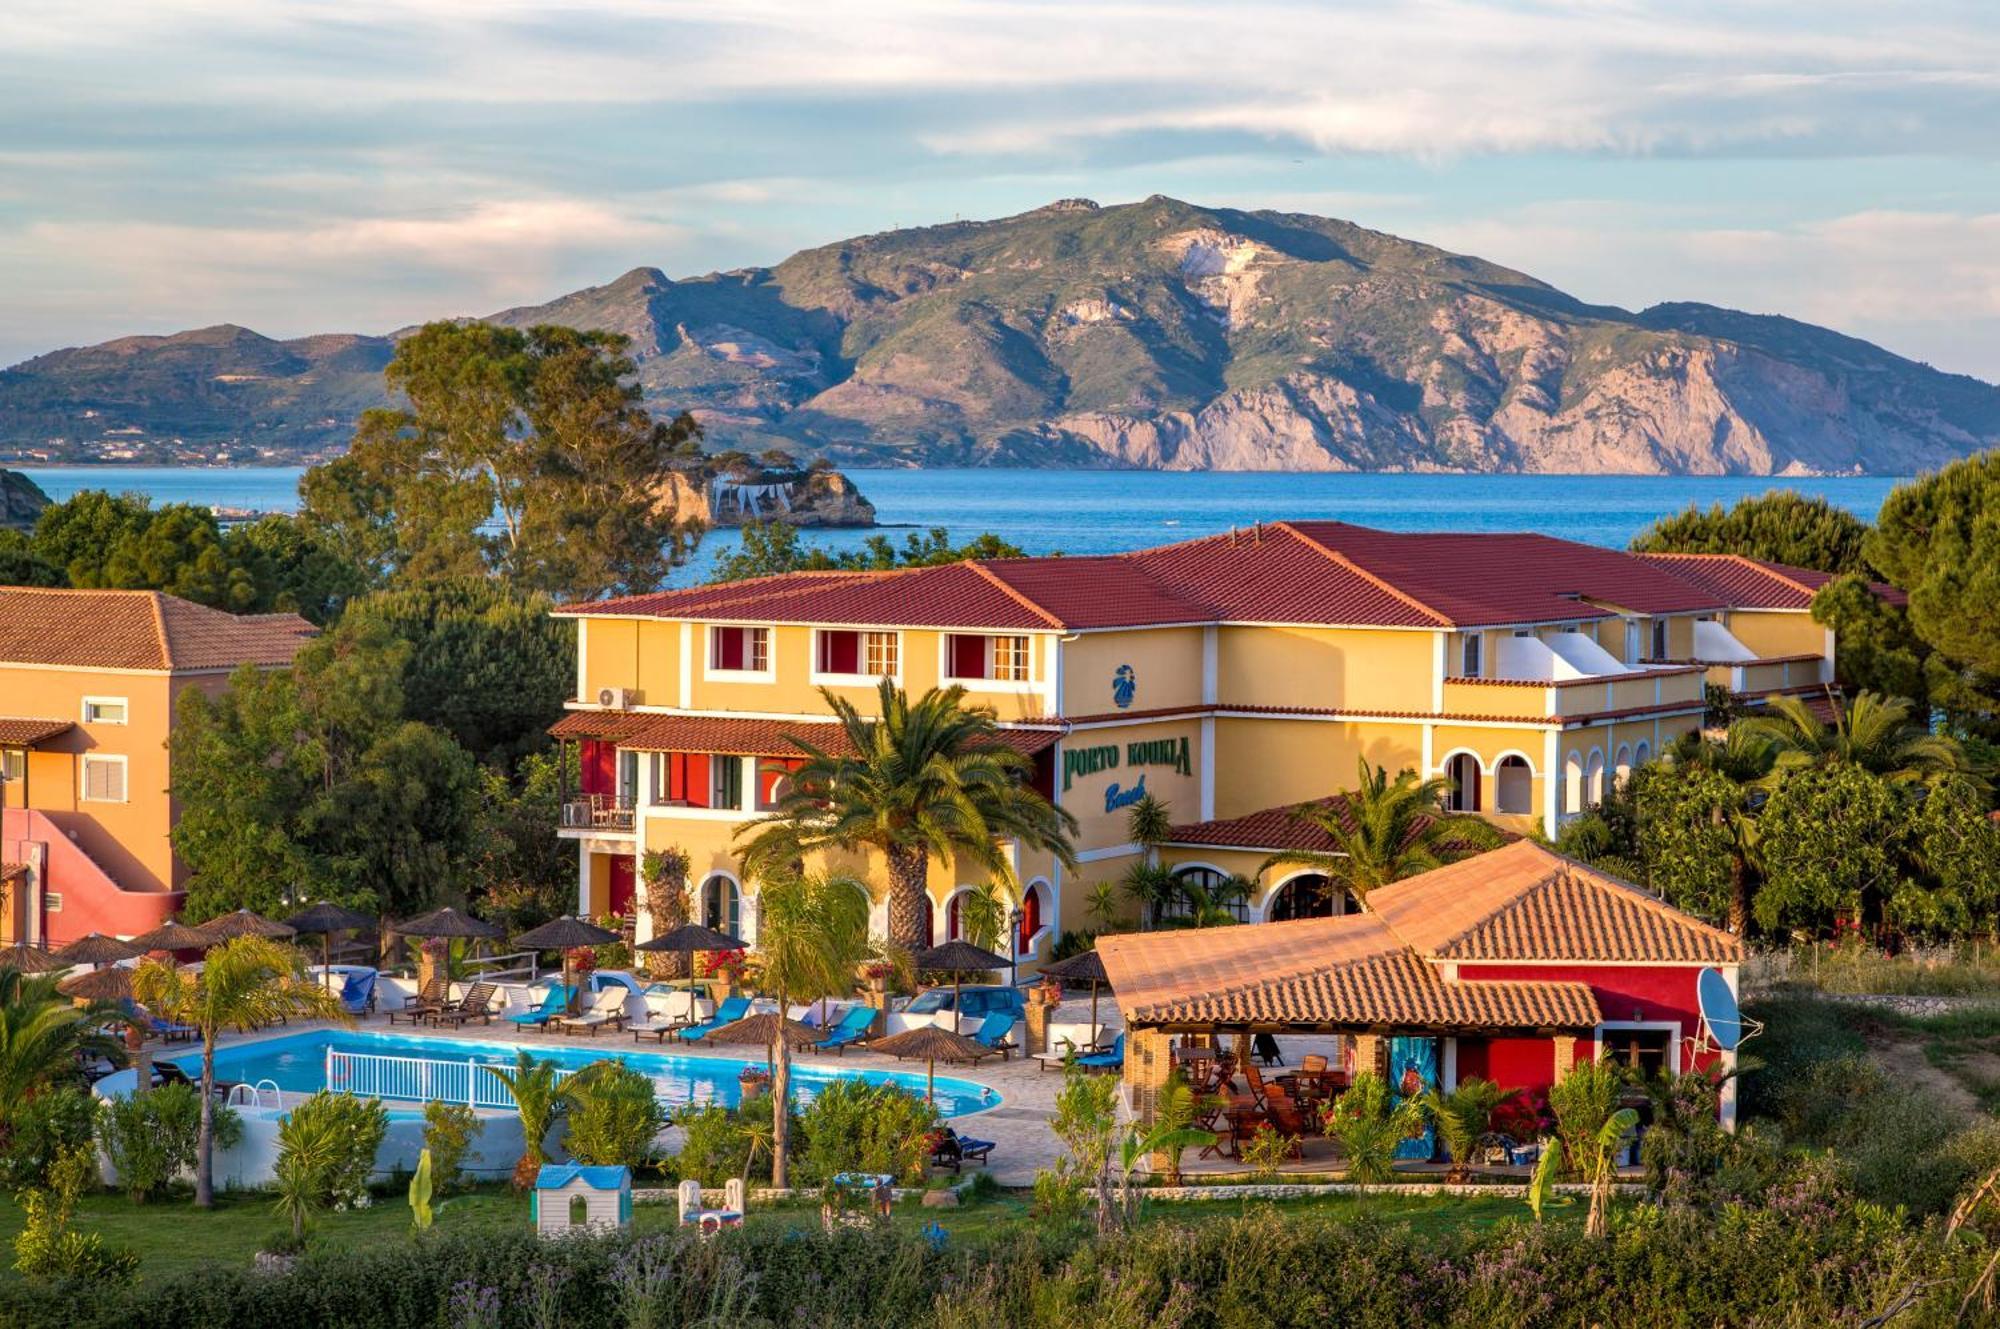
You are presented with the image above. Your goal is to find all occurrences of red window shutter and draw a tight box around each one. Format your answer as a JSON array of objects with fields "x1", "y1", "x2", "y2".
[
  {"x1": 686, "y1": 753, "x2": 710, "y2": 808},
  {"x1": 821, "y1": 631, "x2": 859, "y2": 674},
  {"x1": 715, "y1": 628, "x2": 743, "y2": 670},
  {"x1": 580, "y1": 740, "x2": 616, "y2": 795},
  {"x1": 949, "y1": 634, "x2": 986, "y2": 679}
]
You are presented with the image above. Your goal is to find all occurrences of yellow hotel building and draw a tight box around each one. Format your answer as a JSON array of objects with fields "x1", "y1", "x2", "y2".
[{"x1": 550, "y1": 522, "x2": 1845, "y2": 965}]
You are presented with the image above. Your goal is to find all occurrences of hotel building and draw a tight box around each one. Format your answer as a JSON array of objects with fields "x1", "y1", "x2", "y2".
[{"x1": 551, "y1": 521, "x2": 1846, "y2": 967}]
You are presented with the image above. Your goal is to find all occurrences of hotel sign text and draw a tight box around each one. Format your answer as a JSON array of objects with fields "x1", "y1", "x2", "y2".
[{"x1": 1061, "y1": 734, "x2": 1195, "y2": 806}]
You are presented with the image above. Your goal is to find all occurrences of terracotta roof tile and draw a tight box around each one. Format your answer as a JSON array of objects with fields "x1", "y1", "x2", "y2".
[
  {"x1": 0, "y1": 588, "x2": 315, "y2": 671},
  {"x1": 1368, "y1": 841, "x2": 1741, "y2": 965},
  {"x1": 549, "y1": 710, "x2": 1058, "y2": 758},
  {"x1": 1637, "y1": 553, "x2": 1908, "y2": 610},
  {"x1": 1166, "y1": 798, "x2": 1509, "y2": 855},
  {"x1": 0, "y1": 717, "x2": 73, "y2": 746}
]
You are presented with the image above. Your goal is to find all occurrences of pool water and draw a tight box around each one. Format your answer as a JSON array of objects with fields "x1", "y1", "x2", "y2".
[{"x1": 175, "y1": 1029, "x2": 999, "y2": 1117}]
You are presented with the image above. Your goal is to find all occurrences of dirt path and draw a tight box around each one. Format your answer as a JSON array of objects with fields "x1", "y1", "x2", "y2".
[{"x1": 1868, "y1": 1030, "x2": 1982, "y2": 1120}]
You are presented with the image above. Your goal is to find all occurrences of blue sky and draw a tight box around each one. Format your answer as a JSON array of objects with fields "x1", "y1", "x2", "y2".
[{"x1": 5, "y1": 0, "x2": 1999, "y2": 378}]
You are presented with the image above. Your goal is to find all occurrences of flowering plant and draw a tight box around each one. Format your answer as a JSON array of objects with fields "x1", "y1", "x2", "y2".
[
  {"x1": 697, "y1": 947, "x2": 747, "y2": 979},
  {"x1": 566, "y1": 946, "x2": 598, "y2": 975}
]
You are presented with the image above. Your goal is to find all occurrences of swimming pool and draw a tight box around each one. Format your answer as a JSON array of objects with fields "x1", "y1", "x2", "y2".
[{"x1": 175, "y1": 1029, "x2": 1000, "y2": 1118}]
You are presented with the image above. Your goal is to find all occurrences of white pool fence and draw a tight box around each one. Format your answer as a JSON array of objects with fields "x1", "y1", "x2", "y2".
[{"x1": 325, "y1": 1047, "x2": 577, "y2": 1111}]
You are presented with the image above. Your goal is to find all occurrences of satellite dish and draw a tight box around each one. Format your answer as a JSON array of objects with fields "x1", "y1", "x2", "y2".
[{"x1": 1696, "y1": 967, "x2": 1755, "y2": 1052}]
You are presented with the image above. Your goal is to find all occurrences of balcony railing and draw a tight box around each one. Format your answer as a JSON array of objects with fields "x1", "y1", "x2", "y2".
[{"x1": 560, "y1": 794, "x2": 636, "y2": 833}]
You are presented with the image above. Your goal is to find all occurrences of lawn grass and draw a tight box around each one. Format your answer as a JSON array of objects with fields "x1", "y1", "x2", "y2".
[{"x1": 0, "y1": 1184, "x2": 1554, "y2": 1285}]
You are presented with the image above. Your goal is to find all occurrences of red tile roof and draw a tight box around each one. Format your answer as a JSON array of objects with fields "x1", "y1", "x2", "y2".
[
  {"x1": 1166, "y1": 798, "x2": 1510, "y2": 855},
  {"x1": 0, "y1": 588, "x2": 315, "y2": 671},
  {"x1": 549, "y1": 709, "x2": 1058, "y2": 757},
  {"x1": 0, "y1": 717, "x2": 73, "y2": 747},
  {"x1": 1636, "y1": 553, "x2": 1908, "y2": 610}
]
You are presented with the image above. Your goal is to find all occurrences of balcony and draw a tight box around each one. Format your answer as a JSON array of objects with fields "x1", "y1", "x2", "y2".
[{"x1": 560, "y1": 794, "x2": 636, "y2": 834}]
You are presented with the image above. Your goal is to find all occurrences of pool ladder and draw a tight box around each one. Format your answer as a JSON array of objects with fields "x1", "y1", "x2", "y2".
[{"x1": 226, "y1": 1079, "x2": 285, "y2": 1111}]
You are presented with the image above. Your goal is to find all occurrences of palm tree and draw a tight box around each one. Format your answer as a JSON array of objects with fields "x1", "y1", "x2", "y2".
[
  {"x1": 1660, "y1": 729, "x2": 1775, "y2": 933},
  {"x1": 0, "y1": 970, "x2": 122, "y2": 1124},
  {"x1": 1748, "y1": 691, "x2": 1975, "y2": 784},
  {"x1": 1419, "y1": 1077, "x2": 1508, "y2": 1183},
  {"x1": 738, "y1": 681, "x2": 1078, "y2": 948},
  {"x1": 1264, "y1": 758, "x2": 1497, "y2": 904},
  {"x1": 640, "y1": 846, "x2": 692, "y2": 979},
  {"x1": 131, "y1": 935, "x2": 348, "y2": 1207},
  {"x1": 481, "y1": 1050, "x2": 583, "y2": 1189},
  {"x1": 755, "y1": 870, "x2": 873, "y2": 1188}
]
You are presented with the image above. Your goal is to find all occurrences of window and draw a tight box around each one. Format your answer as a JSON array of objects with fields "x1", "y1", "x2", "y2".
[
  {"x1": 82, "y1": 697, "x2": 127, "y2": 725},
  {"x1": 1650, "y1": 619, "x2": 1669, "y2": 661},
  {"x1": 708, "y1": 625, "x2": 769, "y2": 674},
  {"x1": 616, "y1": 750, "x2": 639, "y2": 806},
  {"x1": 648, "y1": 752, "x2": 713, "y2": 807},
  {"x1": 1495, "y1": 755, "x2": 1534, "y2": 815},
  {"x1": 0, "y1": 750, "x2": 20, "y2": 784},
  {"x1": 755, "y1": 758, "x2": 803, "y2": 811},
  {"x1": 1444, "y1": 753, "x2": 1481, "y2": 812},
  {"x1": 1158, "y1": 867, "x2": 1250, "y2": 927},
  {"x1": 945, "y1": 633, "x2": 1031, "y2": 682},
  {"x1": 862, "y1": 631, "x2": 899, "y2": 678},
  {"x1": 710, "y1": 756, "x2": 743, "y2": 810},
  {"x1": 1016, "y1": 881, "x2": 1047, "y2": 955},
  {"x1": 1460, "y1": 634, "x2": 1481, "y2": 678},
  {"x1": 816, "y1": 629, "x2": 859, "y2": 675},
  {"x1": 700, "y1": 874, "x2": 740, "y2": 935},
  {"x1": 1600, "y1": 1027, "x2": 1673, "y2": 1076},
  {"x1": 81, "y1": 754, "x2": 126, "y2": 803}
]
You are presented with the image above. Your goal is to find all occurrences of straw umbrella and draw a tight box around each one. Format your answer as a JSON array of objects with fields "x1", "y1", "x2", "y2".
[
  {"x1": 58, "y1": 965, "x2": 135, "y2": 1001},
  {"x1": 129, "y1": 920, "x2": 219, "y2": 954},
  {"x1": 197, "y1": 909, "x2": 296, "y2": 942},
  {"x1": 512, "y1": 916, "x2": 619, "y2": 1015},
  {"x1": 1040, "y1": 949, "x2": 1111, "y2": 1051},
  {"x1": 285, "y1": 902, "x2": 377, "y2": 992},
  {"x1": 396, "y1": 906, "x2": 506, "y2": 1006},
  {"x1": 913, "y1": 940, "x2": 1010, "y2": 1033},
  {"x1": 0, "y1": 942, "x2": 65, "y2": 974},
  {"x1": 54, "y1": 933, "x2": 141, "y2": 970},
  {"x1": 635, "y1": 922, "x2": 742, "y2": 999},
  {"x1": 869, "y1": 1024, "x2": 997, "y2": 1103}
]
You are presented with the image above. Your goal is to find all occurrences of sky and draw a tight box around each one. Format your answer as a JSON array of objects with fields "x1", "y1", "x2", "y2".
[{"x1": 4, "y1": 0, "x2": 2000, "y2": 378}]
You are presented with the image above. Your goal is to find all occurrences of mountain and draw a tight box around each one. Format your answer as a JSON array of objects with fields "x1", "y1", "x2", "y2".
[{"x1": 5, "y1": 196, "x2": 1997, "y2": 474}]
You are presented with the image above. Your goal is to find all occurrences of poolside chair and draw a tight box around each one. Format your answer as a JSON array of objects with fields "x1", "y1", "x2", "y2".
[
  {"x1": 1076, "y1": 1032, "x2": 1124, "y2": 1072},
  {"x1": 630, "y1": 1010, "x2": 693, "y2": 1044},
  {"x1": 428, "y1": 981, "x2": 500, "y2": 1028},
  {"x1": 969, "y1": 1012, "x2": 1018, "y2": 1060},
  {"x1": 387, "y1": 975, "x2": 448, "y2": 1025},
  {"x1": 676, "y1": 995, "x2": 752, "y2": 1044},
  {"x1": 126, "y1": 1000, "x2": 196, "y2": 1044},
  {"x1": 809, "y1": 1004, "x2": 878, "y2": 1055},
  {"x1": 554, "y1": 986, "x2": 630, "y2": 1036},
  {"x1": 929, "y1": 1126, "x2": 995, "y2": 1174},
  {"x1": 505, "y1": 984, "x2": 572, "y2": 1031},
  {"x1": 336, "y1": 968, "x2": 378, "y2": 1017}
]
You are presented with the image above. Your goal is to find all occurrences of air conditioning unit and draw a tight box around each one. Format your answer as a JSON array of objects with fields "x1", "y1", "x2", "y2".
[{"x1": 597, "y1": 687, "x2": 637, "y2": 710}]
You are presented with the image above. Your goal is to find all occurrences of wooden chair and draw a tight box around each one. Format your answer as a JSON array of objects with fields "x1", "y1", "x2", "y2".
[
  {"x1": 428, "y1": 981, "x2": 500, "y2": 1027},
  {"x1": 1243, "y1": 1062, "x2": 1271, "y2": 1107},
  {"x1": 387, "y1": 976, "x2": 447, "y2": 1025}
]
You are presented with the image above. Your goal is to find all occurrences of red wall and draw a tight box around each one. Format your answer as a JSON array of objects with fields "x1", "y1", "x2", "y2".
[{"x1": 1458, "y1": 962, "x2": 1724, "y2": 1076}]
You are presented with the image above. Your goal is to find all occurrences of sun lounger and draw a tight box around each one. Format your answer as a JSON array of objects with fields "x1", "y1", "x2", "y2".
[
  {"x1": 676, "y1": 995, "x2": 751, "y2": 1044},
  {"x1": 1076, "y1": 1032, "x2": 1124, "y2": 1072},
  {"x1": 386, "y1": 976, "x2": 447, "y2": 1025},
  {"x1": 505, "y1": 984, "x2": 572, "y2": 1030},
  {"x1": 123, "y1": 1000, "x2": 196, "y2": 1044},
  {"x1": 336, "y1": 968, "x2": 378, "y2": 1017},
  {"x1": 809, "y1": 1004, "x2": 878, "y2": 1054},
  {"x1": 969, "y1": 1012, "x2": 1018, "y2": 1059},
  {"x1": 630, "y1": 1012, "x2": 693, "y2": 1043},
  {"x1": 428, "y1": 981, "x2": 500, "y2": 1028},
  {"x1": 930, "y1": 1127, "x2": 995, "y2": 1173},
  {"x1": 554, "y1": 986, "x2": 630, "y2": 1036}
]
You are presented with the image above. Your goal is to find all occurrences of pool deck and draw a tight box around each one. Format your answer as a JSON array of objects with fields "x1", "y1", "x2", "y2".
[{"x1": 206, "y1": 1000, "x2": 1089, "y2": 1185}]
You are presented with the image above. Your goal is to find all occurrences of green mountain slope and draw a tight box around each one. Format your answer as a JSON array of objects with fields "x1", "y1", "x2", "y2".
[{"x1": 5, "y1": 196, "x2": 1996, "y2": 474}]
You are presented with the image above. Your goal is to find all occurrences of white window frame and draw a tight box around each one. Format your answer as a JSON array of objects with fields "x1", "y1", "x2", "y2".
[
  {"x1": 81, "y1": 696, "x2": 129, "y2": 726},
  {"x1": 1650, "y1": 618, "x2": 1670, "y2": 661},
  {"x1": 1460, "y1": 634, "x2": 1481, "y2": 678},
  {"x1": 1593, "y1": 1020, "x2": 1683, "y2": 1076},
  {"x1": 938, "y1": 633, "x2": 1040, "y2": 692},
  {"x1": 811, "y1": 628, "x2": 903, "y2": 685},
  {"x1": 80, "y1": 753, "x2": 128, "y2": 804},
  {"x1": 0, "y1": 749, "x2": 21, "y2": 784},
  {"x1": 703, "y1": 624, "x2": 775, "y2": 682}
]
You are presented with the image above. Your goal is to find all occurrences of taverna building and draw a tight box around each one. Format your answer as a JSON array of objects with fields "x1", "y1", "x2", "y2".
[{"x1": 551, "y1": 521, "x2": 1844, "y2": 964}]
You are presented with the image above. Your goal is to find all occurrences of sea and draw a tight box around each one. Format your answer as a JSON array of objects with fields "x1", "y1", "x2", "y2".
[{"x1": 15, "y1": 466, "x2": 1906, "y2": 583}]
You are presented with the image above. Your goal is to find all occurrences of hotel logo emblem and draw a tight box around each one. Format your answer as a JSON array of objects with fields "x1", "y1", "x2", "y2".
[{"x1": 1112, "y1": 663, "x2": 1137, "y2": 709}]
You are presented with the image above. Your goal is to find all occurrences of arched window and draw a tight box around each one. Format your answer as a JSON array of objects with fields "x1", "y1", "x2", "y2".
[
  {"x1": 1584, "y1": 750, "x2": 1606, "y2": 807},
  {"x1": 945, "y1": 890, "x2": 965, "y2": 941},
  {"x1": 1633, "y1": 740, "x2": 1652, "y2": 768},
  {"x1": 1563, "y1": 751, "x2": 1585, "y2": 816},
  {"x1": 1444, "y1": 753, "x2": 1482, "y2": 812},
  {"x1": 568, "y1": 1194, "x2": 589, "y2": 1226},
  {"x1": 920, "y1": 893, "x2": 935, "y2": 946},
  {"x1": 1016, "y1": 881, "x2": 1047, "y2": 956},
  {"x1": 1614, "y1": 744, "x2": 1633, "y2": 789},
  {"x1": 1494, "y1": 755, "x2": 1534, "y2": 815},
  {"x1": 1267, "y1": 873, "x2": 1346, "y2": 922},
  {"x1": 700, "y1": 873, "x2": 740, "y2": 936},
  {"x1": 1160, "y1": 866, "x2": 1249, "y2": 927}
]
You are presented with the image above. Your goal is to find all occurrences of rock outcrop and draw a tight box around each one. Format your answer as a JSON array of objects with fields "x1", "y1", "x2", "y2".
[
  {"x1": 649, "y1": 465, "x2": 877, "y2": 529},
  {"x1": 0, "y1": 469, "x2": 50, "y2": 529}
]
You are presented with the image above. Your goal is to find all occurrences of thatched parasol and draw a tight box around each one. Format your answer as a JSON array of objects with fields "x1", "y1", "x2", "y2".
[
  {"x1": 59, "y1": 965, "x2": 135, "y2": 1001},
  {"x1": 513, "y1": 916, "x2": 620, "y2": 1016},
  {"x1": 703, "y1": 1010, "x2": 818, "y2": 1049},
  {"x1": 285, "y1": 902, "x2": 377, "y2": 992},
  {"x1": 129, "y1": 921, "x2": 218, "y2": 953},
  {"x1": 635, "y1": 922, "x2": 742, "y2": 993},
  {"x1": 53, "y1": 933, "x2": 141, "y2": 968},
  {"x1": 914, "y1": 940, "x2": 1010, "y2": 1033},
  {"x1": 869, "y1": 1024, "x2": 997, "y2": 1102},
  {"x1": 0, "y1": 942, "x2": 65, "y2": 975},
  {"x1": 197, "y1": 908, "x2": 296, "y2": 942},
  {"x1": 1040, "y1": 949, "x2": 1111, "y2": 1051},
  {"x1": 394, "y1": 906, "x2": 504, "y2": 940}
]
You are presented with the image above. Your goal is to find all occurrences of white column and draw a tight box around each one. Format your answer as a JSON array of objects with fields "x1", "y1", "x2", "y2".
[
  {"x1": 678, "y1": 622, "x2": 693, "y2": 708},
  {"x1": 1541, "y1": 730, "x2": 1561, "y2": 840},
  {"x1": 1719, "y1": 965, "x2": 1741, "y2": 1131},
  {"x1": 1442, "y1": 1037, "x2": 1459, "y2": 1091},
  {"x1": 1198, "y1": 716, "x2": 1216, "y2": 821},
  {"x1": 1431, "y1": 632, "x2": 1446, "y2": 712},
  {"x1": 576, "y1": 843, "x2": 593, "y2": 916},
  {"x1": 1203, "y1": 625, "x2": 1220, "y2": 706}
]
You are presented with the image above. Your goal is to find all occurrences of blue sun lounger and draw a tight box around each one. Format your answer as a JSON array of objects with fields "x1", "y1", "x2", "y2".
[
  {"x1": 676, "y1": 995, "x2": 752, "y2": 1044},
  {"x1": 506, "y1": 985, "x2": 572, "y2": 1029},
  {"x1": 970, "y1": 1013, "x2": 1018, "y2": 1059},
  {"x1": 811, "y1": 1005, "x2": 879, "y2": 1054},
  {"x1": 1076, "y1": 1032, "x2": 1124, "y2": 1071}
]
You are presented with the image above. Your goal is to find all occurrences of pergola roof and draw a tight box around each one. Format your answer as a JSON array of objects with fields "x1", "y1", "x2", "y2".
[
  {"x1": 0, "y1": 717, "x2": 73, "y2": 747},
  {"x1": 550, "y1": 709, "x2": 1059, "y2": 758}
]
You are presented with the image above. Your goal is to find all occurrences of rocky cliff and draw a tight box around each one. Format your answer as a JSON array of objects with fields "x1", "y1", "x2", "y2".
[
  {"x1": 650, "y1": 465, "x2": 877, "y2": 528},
  {"x1": 0, "y1": 469, "x2": 50, "y2": 529},
  {"x1": 4, "y1": 197, "x2": 1996, "y2": 475}
]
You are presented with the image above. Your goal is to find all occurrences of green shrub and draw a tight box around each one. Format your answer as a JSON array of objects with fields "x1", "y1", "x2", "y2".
[
  {"x1": 279, "y1": 1091, "x2": 388, "y2": 1210},
  {"x1": 565, "y1": 1062, "x2": 667, "y2": 1170},
  {"x1": 1322, "y1": 1071, "x2": 1420, "y2": 1183},
  {"x1": 1, "y1": 1086, "x2": 99, "y2": 1190},
  {"x1": 96, "y1": 1084, "x2": 241, "y2": 1202},
  {"x1": 420, "y1": 1101, "x2": 481, "y2": 1193},
  {"x1": 1546, "y1": 1056, "x2": 1626, "y2": 1179},
  {"x1": 11, "y1": 1145, "x2": 137, "y2": 1283},
  {"x1": 797, "y1": 1078, "x2": 935, "y2": 1185}
]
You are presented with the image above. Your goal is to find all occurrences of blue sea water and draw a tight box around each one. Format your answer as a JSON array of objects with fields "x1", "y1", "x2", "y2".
[
  {"x1": 176, "y1": 1028, "x2": 998, "y2": 1117},
  {"x1": 16, "y1": 466, "x2": 1905, "y2": 580}
]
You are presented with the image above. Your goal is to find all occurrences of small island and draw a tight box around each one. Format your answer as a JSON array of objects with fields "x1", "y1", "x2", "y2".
[{"x1": 657, "y1": 451, "x2": 877, "y2": 529}]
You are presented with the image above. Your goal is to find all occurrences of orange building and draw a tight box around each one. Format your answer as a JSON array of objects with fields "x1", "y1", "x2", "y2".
[{"x1": 0, "y1": 587, "x2": 314, "y2": 946}]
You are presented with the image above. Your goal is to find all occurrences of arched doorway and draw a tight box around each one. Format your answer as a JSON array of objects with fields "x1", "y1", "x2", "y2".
[
  {"x1": 700, "y1": 873, "x2": 740, "y2": 936},
  {"x1": 1444, "y1": 752, "x2": 1482, "y2": 812},
  {"x1": 1494, "y1": 755, "x2": 1534, "y2": 815},
  {"x1": 1563, "y1": 750, "x2": 1585, "y2": 815},
  {"x1": 1266, "y1": 873, "x2": 1348, "y2": 921},
  {"x1": 1016, "y1": 880, "x2": 1048, "y2": 956}
]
